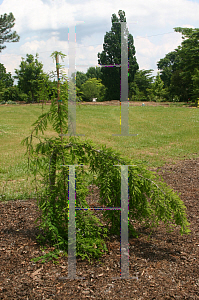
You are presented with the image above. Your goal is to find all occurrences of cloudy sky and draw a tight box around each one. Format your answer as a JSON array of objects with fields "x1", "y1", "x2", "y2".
[{"x1": 0, "y1": 0, "x2": 198, "y2": 85}]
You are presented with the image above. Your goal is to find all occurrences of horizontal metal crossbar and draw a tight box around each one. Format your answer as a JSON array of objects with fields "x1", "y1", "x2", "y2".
[
  {"x1": 100, "y1": 64, "x2": 121, "y2": 67},
  {"x1": 75, "y1": 207, "x2": 121, "y2": 210}
]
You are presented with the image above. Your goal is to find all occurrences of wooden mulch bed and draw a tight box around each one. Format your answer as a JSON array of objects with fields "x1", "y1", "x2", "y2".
[{"x1": 0, "y1": 157, "x2": 199, "y2": 300}]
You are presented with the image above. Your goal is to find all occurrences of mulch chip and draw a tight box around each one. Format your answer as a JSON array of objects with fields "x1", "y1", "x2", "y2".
[{"x1": 0, "y1": 158, "x2": 199, "y2": 299}]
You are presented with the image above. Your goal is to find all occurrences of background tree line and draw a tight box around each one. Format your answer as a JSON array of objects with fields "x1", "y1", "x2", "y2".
[{"x1": 0, "y1": 10, "x2": 199, "y2": 104}]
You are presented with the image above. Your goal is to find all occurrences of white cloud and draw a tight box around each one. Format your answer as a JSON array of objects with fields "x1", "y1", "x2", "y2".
[
  {"x1": 1, "y1": 0, "x2": 82, "y2": 32},
  {"x1": 0, "y1": 53, "x2": 24, "y2": 80},
  {"x1": 1, "y1": 0, "x2": 198, "y2": 34},
  {"x1": 0, "y1": 0, "x2": 199, "y2": 84},
  {"x1": 51, "y1": 31, "x2": 60, "y2": 36},
  {"x1": 134, "y1": 30, "x2": 183, "y2": 77},
  {"x1": 182, "y1": 24, "x2": 195, "y2": 28},
  {"x1": 20, "y1": 40, "x2": 46, "y2": 55}
]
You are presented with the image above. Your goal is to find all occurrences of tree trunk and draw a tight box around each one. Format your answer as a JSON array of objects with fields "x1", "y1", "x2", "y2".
[{"x1": 49, "y1": 150, "x2": 57, "y2": 194}]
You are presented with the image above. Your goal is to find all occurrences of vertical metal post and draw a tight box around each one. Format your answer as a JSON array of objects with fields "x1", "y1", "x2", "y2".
[
  {"x1": 59, "y1": 21, "x2": 138, "y2": 281},
  {"x1": 59, "y1": 164, "x2": 85, "y2": 280},
  {"x1": 120, "y1": 165, "x2": 129, "y2": 278},
  {"x1": 67, "y1": 165, "x2": 76, "y2": 278},
  {"x1": 100, "y1": 22, "x2": 138, "y2": 137},
  {"x1": 112, "y1": 165, "x2": 137, "y2": 280},
  {"x1": 59, "y1": 24, "x2": 85, "y2": 137}
]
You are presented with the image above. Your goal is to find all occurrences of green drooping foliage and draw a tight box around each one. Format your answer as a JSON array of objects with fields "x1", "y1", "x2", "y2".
[
  {"x1": 21, "y1": 51, "x2": 191, "y2": 264},
  {"x1": 97, "y1": 10, "x2": 139, "y2": 101},
  {"x1": 0, "y1": 12, "x2": 20, "y2": 53}
]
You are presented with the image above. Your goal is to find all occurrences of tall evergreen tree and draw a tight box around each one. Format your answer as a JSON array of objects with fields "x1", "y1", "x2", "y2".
[
  {"x1": 97, "y1": 10, "x2": 139, "y2": 101},
  {"x1": 0, "y1": 12, "x2": 20, "y2": 52}
]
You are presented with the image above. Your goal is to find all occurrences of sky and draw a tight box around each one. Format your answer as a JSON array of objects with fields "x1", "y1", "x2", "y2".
[{"x1": 0, "y1": 0, "x2": 198, "y2": 86}]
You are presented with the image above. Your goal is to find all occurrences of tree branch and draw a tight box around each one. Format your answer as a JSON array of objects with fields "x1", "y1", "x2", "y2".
[{"x1": 47, "y1": 141, "x2": 167, "y2": 199}]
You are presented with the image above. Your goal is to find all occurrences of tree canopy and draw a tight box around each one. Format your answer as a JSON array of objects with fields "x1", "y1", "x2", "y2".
[
  {"x1": 81, "y1": 78, "x2": 107, "y2": 101},
  {"x1": 0, "y1": 63, "x2": 14, "y2": 101},
  {"x1": 97, "y1": 10, "x2": 139, "y2": 101},
  {"x1": 1, "y1": 11, "x2": 199, "y2": 105},
  {"x1": 0, "y1": 63, "x2": 14, "y2": 88},
  {"x1": 71, "y1": 70, "x2": 88, "y2": 90},
  {"x1": 157, "y1": 27, "x2": 199, "y2": 102},
  {"x1": 129, "y1": 69, "x2": 154, "y2": 101},
  {"x1": 0, "y1": 12, "x2": 20, "y2": 52},
  {"x1": 86, "y1": 66, "x2": 103, "y2": 81},
  {"x1": 13, "y1": 53, "x2": 47, "y2": 103}
]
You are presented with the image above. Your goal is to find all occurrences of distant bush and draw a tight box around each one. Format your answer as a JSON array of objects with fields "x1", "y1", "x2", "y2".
[
  {"x1": 0, "y1": 100, "x2": 17, "y2": 105},
  {"x1": 7, "y1": 100, "x2": 17, "y2": 104},
  {"x1": 18, "y1": 92, "x2": 29, "y2": 103},
  {"x1": 0, "y1": 100, "x2": 6, "y2": 105},
  {"x1": 0, "y1": 86, "x2": 30, "y2": 103},
  {"x1": 1, "y1": 86, "x2": 19, "y2": 102}
]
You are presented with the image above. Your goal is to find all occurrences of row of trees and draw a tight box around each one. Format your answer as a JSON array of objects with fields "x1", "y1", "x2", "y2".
[
  {"x1": 0, "y1": 11, "x2": 199, "y2": 104},
  {"x1": 0, "y1": 57, "x2": 107, "y2": 103}
]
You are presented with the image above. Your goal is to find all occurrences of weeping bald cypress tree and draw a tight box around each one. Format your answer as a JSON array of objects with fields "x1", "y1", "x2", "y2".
[{"x1": 21, "y1": 51, "x2": 190, "y2": 264}]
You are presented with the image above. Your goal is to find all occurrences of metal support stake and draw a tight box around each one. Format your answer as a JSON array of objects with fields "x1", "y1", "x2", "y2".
[
  {"x1": 59, "y1": 23, "x2": 85, "y2": 137},
  {"x1": 100, "y1": 21, "x2": 138, "y2": 136}
]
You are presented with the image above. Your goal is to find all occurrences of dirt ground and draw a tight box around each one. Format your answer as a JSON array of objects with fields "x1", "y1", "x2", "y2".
[
  {"x1": 80, "y1": 100, "x2": 176, "y2": 107},
  {"x1": 0, "y1": 157, "x2": 199, "y2": 299},
  {"x1": 11, "y1": 100, "x2": 195, "y2": 107}
]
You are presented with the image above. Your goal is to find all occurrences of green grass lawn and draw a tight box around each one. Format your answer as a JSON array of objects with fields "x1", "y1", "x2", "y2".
[{"x1": 0, "y1": 102, "x2": 198, "y2": 202}]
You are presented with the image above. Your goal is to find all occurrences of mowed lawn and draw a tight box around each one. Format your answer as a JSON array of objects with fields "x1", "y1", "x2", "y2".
[{"x1": 0, "y1": 102, "x2": 198, "y2": 201}]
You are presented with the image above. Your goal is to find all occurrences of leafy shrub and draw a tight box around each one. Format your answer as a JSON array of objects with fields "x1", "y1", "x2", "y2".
[
  {"x1": 7, "y1": 100, "x2": 17, "y2": 104},
  {"x1": 0, "y1": 85, "x2": 30, "y2": 103},
  {"x1": 0, "y1": 100, "x2": 17, "y2": 104},
  {"x1": 18, "y1": 92, "x2": 29, "y2": 103},
  {"x1": 0, "y1": 100, "x2": 6, "y2": 105},
  {"x1": 1, "y1": 86, "x2": 19, "y2": 102},
  {"x1": 172, "y1": 95, "x2": 180, "y2": 102}
]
